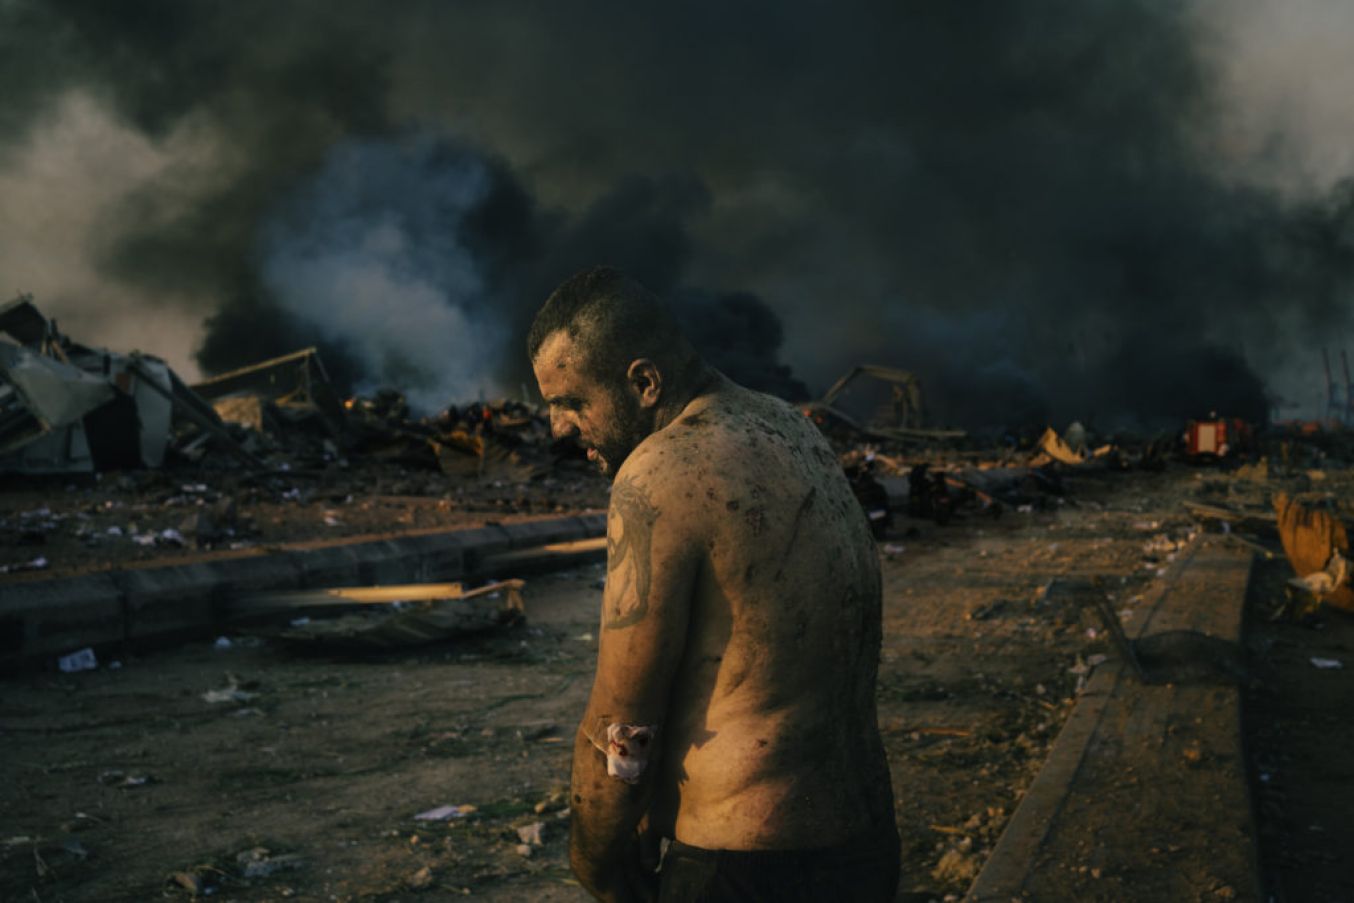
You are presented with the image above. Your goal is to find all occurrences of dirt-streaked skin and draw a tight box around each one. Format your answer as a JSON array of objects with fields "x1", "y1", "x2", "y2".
[
  {"x1": 533, "y1": 330, "x2": 895, "y2": 898},
  {"x1": 628, "y1": 384, "x2": 895, "y2": 850}
]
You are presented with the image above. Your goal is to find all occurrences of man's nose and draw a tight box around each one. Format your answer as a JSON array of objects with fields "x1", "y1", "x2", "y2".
[{"x1": 549, "y1": 408, "x2": 578, "y2": 440}]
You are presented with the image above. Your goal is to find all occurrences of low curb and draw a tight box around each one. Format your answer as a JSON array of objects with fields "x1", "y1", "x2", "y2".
[
  {"x1": 966, "y1": 536, "x2": 1262, "y2": 902},
  {"x1": 0, "y1": 513, "x2": 606, "y2": 671}
]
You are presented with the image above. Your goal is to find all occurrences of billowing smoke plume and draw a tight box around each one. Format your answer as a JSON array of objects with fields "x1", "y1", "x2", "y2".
[
  {"x1": 4, "y1": 0, "x2": 1354, "y2": 429},
  {"x1": 674, "y1": 290, "x2": 809, "y2": 402},
  {"x1": 257, "y1": 137, "x2": 510, "y2": 409}
]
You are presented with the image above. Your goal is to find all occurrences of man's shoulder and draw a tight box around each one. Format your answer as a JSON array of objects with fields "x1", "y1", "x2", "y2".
[
  {"x1": 664, "y1": 385, "x2": 805, "y2": 442},
  {"x1": 606, "y1": 438, "x2": 710, "y2": 559},
  {"x1": 611, "y1": 400, "x2": 746, "y2": 513},
  {"x1": 613, "y1": 426, "x2": 708, "y2": 502},
  {"x1": 650, "y1": 396, "x2": 828, "y2": 500}
]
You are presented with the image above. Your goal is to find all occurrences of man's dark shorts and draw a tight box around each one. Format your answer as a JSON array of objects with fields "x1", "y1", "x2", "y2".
[{"x1": 657, "y1": 829, "x2": 900, "y2": 902}]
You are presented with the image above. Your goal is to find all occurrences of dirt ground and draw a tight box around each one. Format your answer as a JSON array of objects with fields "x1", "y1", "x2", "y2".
[
  {"x1": 1244, "y1": 556, "x2": 1354, "y2": 903},
  {"x1": 2, "y1": 464, "x2": 1351, "y2": 901}
]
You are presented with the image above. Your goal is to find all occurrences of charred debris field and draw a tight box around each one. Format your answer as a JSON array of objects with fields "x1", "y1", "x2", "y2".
[{"x1": 5, "y1": 406, "x2": 1354, "y2": 901}]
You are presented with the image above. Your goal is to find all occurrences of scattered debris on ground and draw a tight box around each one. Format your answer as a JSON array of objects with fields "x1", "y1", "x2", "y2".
[{"x1": 9, "y1": 463, "x2": 1347, "y2": 901}]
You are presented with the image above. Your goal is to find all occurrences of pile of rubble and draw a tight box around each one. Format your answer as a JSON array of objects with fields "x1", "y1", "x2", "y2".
[
  {"x1": 797, "y1": 364, "x2": 1189, "y2": 533},
  {"x1": 0, "y1": 295, "x2": 582, "y2": 482},
  {"x1": 831, "y1": 423, "x2": 1155, "y2": 536}
]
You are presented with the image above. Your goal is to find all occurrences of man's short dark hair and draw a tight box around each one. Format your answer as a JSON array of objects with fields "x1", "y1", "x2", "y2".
[{"x1": 528, "y1": 266, "x2": 694, "y2": 382}]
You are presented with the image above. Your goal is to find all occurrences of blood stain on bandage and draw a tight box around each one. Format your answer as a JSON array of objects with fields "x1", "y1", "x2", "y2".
[{"x1": 604, "y1": 723, "x2": 656, "y2": 783}]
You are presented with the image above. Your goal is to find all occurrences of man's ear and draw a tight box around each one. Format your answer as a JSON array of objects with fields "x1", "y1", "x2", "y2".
[{"x1": 626, "y1": 358, "x2": 663, "y2": 408}]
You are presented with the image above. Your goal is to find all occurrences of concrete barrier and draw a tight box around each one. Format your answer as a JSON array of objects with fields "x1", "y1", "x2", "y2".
[
  {"x1": 448, "y1": 525, "x2": 514, "y2": 569},
  {"x1": 0, "y1": 572, "x2": 125, "y2": 665},
  {"x1": 286, "y1": 544, "x2": 365, "y2": 588},
  {"x1": 116, "y1": 562, "x2": 222, "y2": 644},
  {"x1": 349, "y1": 532, "x2": 475, "y2": 584},
  {"x1": 499, "y1": 514, "x2": 606, "y2": 549},
  {"x1": 210, "y1": 553, "x2": 303, "y2": 595},
  {"x1": 0, "y1": 513, "x2": 606, "y2": 672}
]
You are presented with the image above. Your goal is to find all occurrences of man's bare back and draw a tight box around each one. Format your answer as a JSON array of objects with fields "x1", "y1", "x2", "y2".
[
  {"x1": 529, "y1": 266, "x2": 897, "y2": 900},
  {"x1": 615, "y1": 379, "x2": 894, "y2": 851}
]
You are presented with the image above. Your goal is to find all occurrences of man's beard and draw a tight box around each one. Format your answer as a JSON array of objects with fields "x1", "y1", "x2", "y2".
[{"x1": 593, "y1": 389, "x2": 650, "y2": 480}]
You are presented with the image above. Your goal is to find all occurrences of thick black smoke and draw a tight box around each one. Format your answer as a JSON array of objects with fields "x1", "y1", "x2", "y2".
[
  {"x1": 673, "y1": 291, "x2": 810, "y2": 401},
  {"x1": 4, "y1": 0, "x2": 1353, "y2": 429}
]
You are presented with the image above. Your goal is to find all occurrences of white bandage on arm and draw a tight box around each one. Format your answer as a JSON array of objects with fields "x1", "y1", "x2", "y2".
[{"x1": 593, "y1": 723, "x2": 658, "y2": 784}]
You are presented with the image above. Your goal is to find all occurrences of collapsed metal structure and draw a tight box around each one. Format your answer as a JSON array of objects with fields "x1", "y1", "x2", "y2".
[
  {"x1": 801, "y1": 364, "x2": 966, "y2": 443},
  {"x1": 0, "y1": 294, "x2": 564, "y2": 479},
  {"x1": 0, "y1": 295, "x2": 235, "y2": 474}
]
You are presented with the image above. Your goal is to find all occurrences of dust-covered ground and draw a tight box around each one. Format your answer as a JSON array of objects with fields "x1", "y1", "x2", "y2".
[
  {"x1": 2, "y1": 465, "x2": 1351, "y2": 901},
  {"x1": 1244, "y1": 557, "x2": 1354, "y2": 903}
]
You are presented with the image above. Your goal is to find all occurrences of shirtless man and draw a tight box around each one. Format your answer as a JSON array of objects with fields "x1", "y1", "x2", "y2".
[{"x1": 529, "y1": 267, "x2": 898, "y2": 902}]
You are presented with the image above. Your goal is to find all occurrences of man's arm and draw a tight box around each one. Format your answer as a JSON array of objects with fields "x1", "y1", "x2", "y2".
[{"x1": 570, "y1": 455, "x2": 699, "y2": 901}]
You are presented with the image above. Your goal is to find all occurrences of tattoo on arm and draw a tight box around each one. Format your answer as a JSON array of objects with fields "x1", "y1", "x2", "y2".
[{"x1": 605, "y1": 477, "x2": 660, "y2": 629}]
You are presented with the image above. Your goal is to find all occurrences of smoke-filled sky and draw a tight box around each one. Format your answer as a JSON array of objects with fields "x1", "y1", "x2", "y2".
[{"x1": 2, "y1": 0, "x2": 1353, "y2": 430}]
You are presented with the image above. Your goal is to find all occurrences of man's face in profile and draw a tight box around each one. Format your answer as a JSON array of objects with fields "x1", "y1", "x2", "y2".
[{"x1": 533, "y1": 330, "x2": 647, "y2": 480}]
